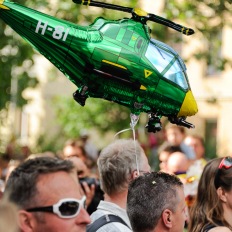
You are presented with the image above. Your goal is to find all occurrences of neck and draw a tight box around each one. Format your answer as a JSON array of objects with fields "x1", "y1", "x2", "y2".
[
  {"x1": 104, "y1": 190, "x2": 128, "y2": 209},
  {"x1": 223, "y1": 205, "x2": 232, "y2": 228},
  {"x1": 153, "y1": 221, "x2": 168, "y2": 232}
]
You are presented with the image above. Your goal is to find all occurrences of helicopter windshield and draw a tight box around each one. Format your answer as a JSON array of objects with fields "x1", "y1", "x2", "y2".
[{"x1": 145, "y1": 39, "x2": 189, "y2": 90}]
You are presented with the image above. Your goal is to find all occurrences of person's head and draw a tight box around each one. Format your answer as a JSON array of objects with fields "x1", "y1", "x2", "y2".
[
  {"x1": 80, "y1": 129, "x2": 89, "y2": 143},
  {"x1": 97, "y1": 139, "x2": 150, "y2": 196},
  {"x1": 0, "y1": 153, "x2": 10, "y2": 176},
  {"x1": 4, "y1": 157, "x2": 90, "y2": 232},
  {"x1": 63, "y1": 139, "x2": 87, "y2": 162},
  {"x1": 158, "y1": 143, "x2": 182, "y2": 172},
  {"x1": 165, "y1": 124, "x2": 186, "y2": 146},
  {"x1": 188, "y1": 157, "x2": 232, "y2": 232},
  {"x1": 214, "y1": 157, "x2": 232, "y2": 223},
  {"x1": 184, "y1": 135, "x2": 205, "y2": 160},
  {"x1": 66, "y1": 156, "x2": 90, "y2": 180},
  {"x1": 127, "y1": 171, "x2": 187, "y2": 232},
  {"x1": 5, "y1": 159, "x2": 21, "y2": 183},
  {"x1": 166, "y1": 152, "x2": 190, "y2": 175}
]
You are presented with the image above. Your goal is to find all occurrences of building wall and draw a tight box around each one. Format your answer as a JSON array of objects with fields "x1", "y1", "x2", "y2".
[{"x1": 184, "y1": 19, "x2": 232, "y2": 157}]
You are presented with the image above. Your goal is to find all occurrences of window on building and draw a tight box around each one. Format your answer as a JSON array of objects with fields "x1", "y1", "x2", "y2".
[
  {"x1": 206, "y1": 31, "x2": 222, "y2": 77},
  {"x1": 205, "y1": 118, "x2": 217, "y2": 159}
]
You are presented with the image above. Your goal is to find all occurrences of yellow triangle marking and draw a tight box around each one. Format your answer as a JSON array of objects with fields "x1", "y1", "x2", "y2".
[
  {"x1": 144, "y1": 69, "x2": 152, "y2": 78},
  {"x1": 140, "y1": 85, "x2": 147, "y2": 90},
  {"x1": 132, "y1": 36, "x2": 137, "y2": 40}
]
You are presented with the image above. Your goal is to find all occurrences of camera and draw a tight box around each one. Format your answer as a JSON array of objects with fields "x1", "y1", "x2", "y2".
[
  {"x1": 79, "y1": 177, "x2": 104, "y2": 214},
  {"x1": 79, "y1": 177, "x2": 100, "y2": 189}
]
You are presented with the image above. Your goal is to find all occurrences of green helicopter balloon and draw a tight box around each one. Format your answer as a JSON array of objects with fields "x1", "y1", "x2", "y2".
[{"x1": 0, "y1": 0, "x2": 198, "y2": 132}]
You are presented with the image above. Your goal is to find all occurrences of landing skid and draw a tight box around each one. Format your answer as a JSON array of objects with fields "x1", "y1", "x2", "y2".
[
  {"x1": 145, "y1": 113, "x2": 162, "y2": 133},
  {"x1": 73, "y1": 86, "x2": 88, "y2": 106}
]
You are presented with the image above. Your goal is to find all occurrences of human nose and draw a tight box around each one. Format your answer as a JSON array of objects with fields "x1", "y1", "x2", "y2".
[{"x1": 75, "y1": 208, "x2": 91, "y2": 225}]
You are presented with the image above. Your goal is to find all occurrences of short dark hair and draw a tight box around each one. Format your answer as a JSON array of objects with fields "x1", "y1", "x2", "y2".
[
  {"x1": 127, "y1": 171, "x2": 183, "y2": 232},
  {"x1": 4, "y1": 157, "x2": 74, "y2": 209},
  {"x1": 158, "y1": 142, "x2": 182, "y2": 156}
]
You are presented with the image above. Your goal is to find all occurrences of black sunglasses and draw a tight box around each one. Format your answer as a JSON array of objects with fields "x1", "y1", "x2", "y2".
[
  {"x1": 26, "y1": 196, "x2": 86, "y2": 218},
  {"x1": 214, "y1": 156, "x2": 232, "y2": 189}
]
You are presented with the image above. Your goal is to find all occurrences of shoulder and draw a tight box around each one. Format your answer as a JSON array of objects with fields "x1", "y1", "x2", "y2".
[
  {"x1": 209, "y1": 227, "x2": 231, "y2": 232},
  {"x1": 97, "y1": 222, "x2": 132, "y2": 232},
  {"x1": 90, "y1": 209, "x2": 106, "y2": 223},
  {"x1": 89, "y1": 212, "x2": 132, "y2": 232}
]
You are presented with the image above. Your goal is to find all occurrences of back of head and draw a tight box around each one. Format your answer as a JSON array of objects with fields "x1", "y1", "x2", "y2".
[
  {"x1": 63, "y1": 139, "x2": 87, "y2": 160},
  {"x1": 188, "y1": 157, "x2": 226, "y2": 232},
  {"x1": 184, "y1": 135, "x2": 205, "y2": 160},
  {"x1": 127, "y1": 172, "x2": 183, "y2": 232},
  {"x1": 167, "y1": 152, "x2": 189, "y2": 174},
  {"x1": 158, "y1": 143, "x2": 182, "y2": 172},
  {"x1": 4, "y1": 157, "x2": 74, "y2": 209},
  {"x1": 158, "y1": 142, "x2": 182, "y2": 155},
  {"x1": 97, "y1": 139, "x2": 146, "y2": 195}
]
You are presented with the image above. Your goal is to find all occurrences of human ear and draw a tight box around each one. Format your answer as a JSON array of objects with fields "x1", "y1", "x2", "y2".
[
  {"x1": 162, "y1": 209, "x2": 173, "y2": 228},
  {"x1": 18, "y1": 210, "x2": 35, "y2": 232},
  {"x1": 217, "y1": 187, "x2": 227, "y2": 203},
  {"x1": 132, "y1": 170, "x2": 140, "y2": 179}
]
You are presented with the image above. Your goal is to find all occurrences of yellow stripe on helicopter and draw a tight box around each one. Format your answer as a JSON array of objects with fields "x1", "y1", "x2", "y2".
[
  {"x1": 0, "y1": 0, "x2": 9, "y2": 10},
  {"x1": 102, "y1": 60, "x2": 127, "y2": 70}
]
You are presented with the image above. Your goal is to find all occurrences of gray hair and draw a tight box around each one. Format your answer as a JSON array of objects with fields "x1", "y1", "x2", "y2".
[{"x1": 97, "y1": 139, "x2": 145, "y2": 195}]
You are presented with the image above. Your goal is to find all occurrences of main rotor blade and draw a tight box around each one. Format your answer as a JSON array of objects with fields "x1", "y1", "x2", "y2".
[
  {"x1": 148, "y1": 14, "x2": 194, "y2": 35},
  {"x1": 73, "y1": 0, "x2": 133, "y2": 13},
  {"x1": 73, "y1": 0, "x2": 194, "y2": 35}
]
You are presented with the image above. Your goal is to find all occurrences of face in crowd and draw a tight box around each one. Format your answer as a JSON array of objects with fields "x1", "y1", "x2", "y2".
[{"x1": 4, "y1": 157, "x2": 91, "y2": 232}]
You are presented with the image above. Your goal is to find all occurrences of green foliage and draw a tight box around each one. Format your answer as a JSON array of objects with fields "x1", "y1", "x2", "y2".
[
  {"x1": 54, "y1": 96, "x2": 131, "y2": 138},
  {"x1": 0, "y1": 0, "x2": 44, "y2": 111},
  {"x1": 163, "y1": 0, "x2": 232, "y2": 71},
  {"x1": 34, "y1": 132, "x2": 64, "y2": 154}
]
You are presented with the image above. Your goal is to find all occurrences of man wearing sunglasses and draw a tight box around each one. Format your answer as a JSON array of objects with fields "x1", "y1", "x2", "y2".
[
  {"x1": 88, "y1": 139, "x2": 151, "y2": 232},
  {"x1": 4, "y1": 156, "x2": 91, "y2": 232}
]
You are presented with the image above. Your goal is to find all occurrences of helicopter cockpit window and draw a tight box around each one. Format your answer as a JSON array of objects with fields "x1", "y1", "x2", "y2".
[{"x1": 145, "y1": 39, "x2": 189, "y2": 90}]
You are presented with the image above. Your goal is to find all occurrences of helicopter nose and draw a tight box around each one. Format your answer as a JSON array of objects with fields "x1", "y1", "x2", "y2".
[{"x1": 177, "y1": 90, "x2": 198, "y2": 117}]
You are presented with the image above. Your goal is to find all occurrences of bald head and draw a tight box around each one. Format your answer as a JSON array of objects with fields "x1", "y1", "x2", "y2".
[{"x1": 167, "y1": 152, "x2": 189, "y2": 174}]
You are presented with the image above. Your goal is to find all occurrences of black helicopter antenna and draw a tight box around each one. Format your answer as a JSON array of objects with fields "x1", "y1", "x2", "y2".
[{"x1": 73, "y1": 0, "x2": 194, "y2": 35}]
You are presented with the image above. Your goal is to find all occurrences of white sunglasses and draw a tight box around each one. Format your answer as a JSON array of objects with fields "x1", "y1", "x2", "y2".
[{"x1": 26, "y1": 196, "x2": 86, "y2": 218}]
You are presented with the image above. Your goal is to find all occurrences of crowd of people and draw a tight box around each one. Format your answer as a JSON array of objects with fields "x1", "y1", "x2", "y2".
[{"x1": 0, "y1": 124, "x2": 231, "y2": 232}]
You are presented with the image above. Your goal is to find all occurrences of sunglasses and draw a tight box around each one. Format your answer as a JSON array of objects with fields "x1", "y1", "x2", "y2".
[
  {"x1": 26, "y1": 196, "x2": 86, "y2": 218},
  {"x1": 214, "y1": 156, "x2": 232, "y2": 189}
]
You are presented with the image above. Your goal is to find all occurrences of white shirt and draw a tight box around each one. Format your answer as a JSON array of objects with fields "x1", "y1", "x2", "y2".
[{"x1": 90, "y1": 201, "x2": 132, "y2": 232}]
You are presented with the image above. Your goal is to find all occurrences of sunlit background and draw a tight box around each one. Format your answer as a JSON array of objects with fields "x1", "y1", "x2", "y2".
[{"x1": 0, "y1": 0, "x2": 232, "y2": 160}]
